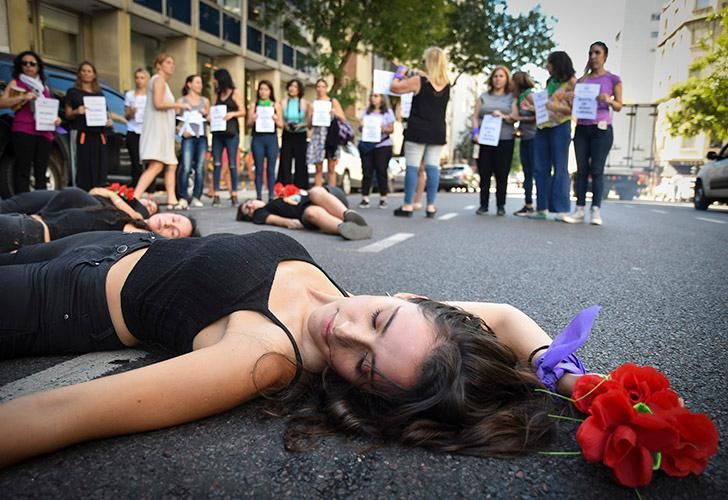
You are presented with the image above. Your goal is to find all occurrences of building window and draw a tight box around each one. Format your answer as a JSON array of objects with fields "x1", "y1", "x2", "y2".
[
  {"x1": 218, "y1": 0, "x2": 241, "y2": 15},
  {"x1": 651, "y1": 13, "x2": 660, "y2": 21},
  {"x1": 167, "y1": 0, "x2": 191, "y2": 24},
  {"x1": 694, "y1": 0, "x2": 710, "y2": 10},
  {"x1": 651, "y1": 31, "x2": 659, "y2": 38},
  {"x1": 247, "y1": 25, "x2": 262, "y2": 54},
  {"x1": 295, "y1": 50, "x2": 306, "y2": 72},
  {"x1": 691, "y1": 24, "x2": 709, "y2": 45},
  {"x1": 264, "y1": 35, "x2": 277, "y2": 60},
  {"x1": 39, "y1": 4, "x2": 80, "y2": 65},
  {"x1": 223, "y1": 14, "x2": 241, "y2": 44},
  {"x1": 283, "y1": 44, "x2": 294, "y2": 67},
  {"x1": 197, "y1": 53, "x2": 215, "y2": 100},
  {"x1": 131, "y1": 31, "x2": 161, "y2": 76},
  {"x1": 200, "y1": 2, "x2": 220, "y2": 37},
  {"x1": 134, "y1": 0, "x2": 162, "y2": 13}
]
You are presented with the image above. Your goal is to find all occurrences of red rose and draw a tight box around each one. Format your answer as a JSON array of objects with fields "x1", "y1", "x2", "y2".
[
  {"x1": 110, "y1": 182, "x2": 121, "y2": 191},
  {"x1": 126, "y1": 187, "x2": 135, "y2": 201},
  {"x1": 657, "y1": 407, "x2": 719, "y2": 478},
  {"x1": 274, "y1": 182, "x2": 284, "y2": 197},
  {"x1": 610, "y1": 364, "x2": 672, "y2": 406},
  {"x1": 576, "y1": 391, "x2": 679, "y2": 488},
  {"x1": 572, "y1": 374, "x2": 624, "y2": 414},
  {"x1": 283, "y1": 184, "x2": 300, "y2": 197}
]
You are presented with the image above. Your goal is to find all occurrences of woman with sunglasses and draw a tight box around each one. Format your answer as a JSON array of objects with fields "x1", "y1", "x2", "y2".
[{"x1": 0, "y1": 51, "x2": 60, "y2": 193}]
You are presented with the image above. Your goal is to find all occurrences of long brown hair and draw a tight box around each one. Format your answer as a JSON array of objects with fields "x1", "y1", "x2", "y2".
[
  {"x1": 511, "y1": 71, "x2": 535, "y2": 96},
  {"x1": 272, "y1": 299, "x2": 557, "y2": 457},
  {"x1": 74, "y1": 61, "x2": 101, "y2": 93},
  {"x1": 487, "y1": 66, "x2": 511, "y2": 95}
]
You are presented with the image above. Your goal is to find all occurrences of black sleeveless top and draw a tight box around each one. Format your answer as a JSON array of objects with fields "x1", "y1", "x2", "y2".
[
  {"x1": 120, "y1": 231, "x2": 347, "y2": 375},
  {"x1": 214, "y1": 90, "x2": 239, "y2": 136},
  {"x1": 404, "y1": 76, "x2": 450, "y2": 145},
  {"x1": 43, "y1": 207, "x2": 130, "y2": 240}
]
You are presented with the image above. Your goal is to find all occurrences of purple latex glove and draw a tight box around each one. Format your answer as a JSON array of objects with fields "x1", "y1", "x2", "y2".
[
  {"x1": 470, "y1": 127, "x2": 479, "y2": 140},
  {"x1": 394, "y1": 65, "x2": 407, "y2": 80},
  {"x1": 534, "y1": 305, "x2": 600, "y2": 393}
]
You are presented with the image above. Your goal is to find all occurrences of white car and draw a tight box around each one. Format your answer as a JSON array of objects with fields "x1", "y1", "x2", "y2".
[
  {"x1": 307, "y1": 142, "x2": 363, "y2": 194},
  {"x1": 694, "y1": 144, "x2": 728, "y2": 210}
]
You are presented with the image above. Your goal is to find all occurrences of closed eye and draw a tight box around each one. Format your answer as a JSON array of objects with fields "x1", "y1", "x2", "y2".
[{"x1": 370, "y1": 308, "x2": 383, "y2": 329}]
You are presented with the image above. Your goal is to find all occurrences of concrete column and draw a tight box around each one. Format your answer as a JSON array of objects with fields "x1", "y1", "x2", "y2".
[
  {"x1": 217, "y1": 54, "x2": 246, "y2": 136},
  {"x1": 90, "y1": 10, "x2": 132, "y2": 91},
  {"x1": 6, "y1": 0, "x2": 33, "y2": 53},
  {"x1": 164, "y1": 36, "x2": 197, "y2": 101}
]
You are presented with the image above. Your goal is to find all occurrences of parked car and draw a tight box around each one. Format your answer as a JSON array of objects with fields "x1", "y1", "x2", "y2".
[
  {"x1": 388, "y1": 156, "x2": 406, "y2": 192},
  {"x1": 307, "y1": 141, "x2": 363, "y2": 194},
  {"x1": 694, "y1": 144, "x2": 728, "y2": 210},
  {"x1": 0, "y1": 52, "x2": 130, "y2": 198},
  {"x1": 439, "y1": 163, "x2": 479, "y2": 191}
]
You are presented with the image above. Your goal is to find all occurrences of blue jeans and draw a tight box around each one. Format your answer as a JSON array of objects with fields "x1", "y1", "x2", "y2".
[
  {"x1": 403, "y1": 141, "x2": 443, "y2": 205},
  {"x1": 178, "y1": 135, "x2": 208, "y2": 200},
  {"x1": 533, "y1": 121, "x2": 571, "y2": 213},
  {"x1": 212, "y1": 133, "x2": 240, "y2": 192},
  {"x1": 573, "y1": 124, "x2": 613, "y2": 208},
  {"x1": 520, "y1": 138, "x2": 535, "y2": 205},
  {"x1": 251, "y1": 133, "x2": 280, "y2": 201}
]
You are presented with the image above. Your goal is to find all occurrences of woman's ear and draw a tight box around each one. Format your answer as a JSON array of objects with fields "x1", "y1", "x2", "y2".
[{"x1": 393, "y1": 292, "x2": 429, "y2": 300}]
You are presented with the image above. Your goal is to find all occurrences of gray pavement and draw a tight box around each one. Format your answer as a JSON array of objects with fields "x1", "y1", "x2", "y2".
[{"x1": 1, "y1": 191, "x2": 726, "y2": 498}]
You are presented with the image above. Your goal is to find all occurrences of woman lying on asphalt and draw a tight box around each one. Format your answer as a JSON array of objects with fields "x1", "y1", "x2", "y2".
[
  {"x1": 0, "y1": 229, "x2": 592, "y2": 468},
  {"x1": 236, "y1": 185, "x2": 373, "y2": 240},
  {"x1": 0, "y1": 187, "x2": 198, "y2": 252}
]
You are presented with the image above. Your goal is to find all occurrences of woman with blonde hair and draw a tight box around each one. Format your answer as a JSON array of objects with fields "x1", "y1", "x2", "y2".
[
  {"x1": 390, "y1": 47, "x2": 450, "y2": 218},
  {"x1": 135, "y1": 53, "x2": 191, "y2": 210},
  {"x1": 472, "y1": 65, "x2": 517, "y2": 216}
]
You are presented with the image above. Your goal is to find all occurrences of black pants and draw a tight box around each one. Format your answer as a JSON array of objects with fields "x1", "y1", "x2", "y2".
[
  {"x1": 0, "y1": 230, "x2": 127, "y2": 266},
  {"x1": 0, "y1": 232, "x2": 155, "y2": 359},
  {"x1": 361, "y1": 146, "x2": 392, "y2": 197},
  {"x1": 0, "y1": 213, "x2": 45, "y2": 253},
  {"x1": 76, "y1": 130, "x2": 109, "y2": 191},
  {"x1": 12, "y1": 132, "x2": 52, "y2": 193},
  {"x1": 279, "y1": 131, "x2": 309, "y2": 188},
  {"x1": 126, "y1": 131, "x2": 142, "y2": 187},
  {"x1": 477, "y1": 139, "x2": 514, "y2": 209},
  {"x1": 0, "y1": 187, "x2": 99, "y2": 215}
]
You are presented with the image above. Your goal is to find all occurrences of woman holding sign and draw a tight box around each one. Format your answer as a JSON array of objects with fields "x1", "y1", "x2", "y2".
[
  {"x1": 390, "y1": 47, "x2": 450, "y2": 218},
  {"x1": 65, "y1": 61, "x2": 113, "y2": 192},
  {"x1": 279, "y1": 79, "x2": 309, "y2": 188},
  {"x1": 136, "y1": 54, "x2": 190, "y2": 210},
  {"x1": 471, "y1": 66, "x2": 516, "y2": 216},
  {"x1": 562, "y1": 42, "x2": 622, "y2": 226},
  {"x1": 176, "y1": 74, "x2": 210, "y2": 208},
  {"x1": 306, "y1": 79, "x2": 347, "y2": 188},
  {"x1": 210, "y1": 68, "x2": 245, "y2": 207},
  {"x1": 247, "y1": 80, "x2": 283, "y2": 202},
  {"x1": 0, "y1": 51, "x2": 59, "y2": 193},
  {"x1": 358, "y1": 93, "x2": 395, "y2": 209}
]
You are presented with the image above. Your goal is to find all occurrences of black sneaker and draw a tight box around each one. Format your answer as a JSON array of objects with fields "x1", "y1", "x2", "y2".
[
  {"x1": 475, "y1": 207, "x2": 488, "y2": 215},
  {"x1": 513, "y1": 205, "x2": 534, "y2": 217},
  {"x1": 378, "y1": 199, "x2": 388, "y2": 209},
  {"x1": 358, "y1": 199, "x2": 370, "y2": 208},
  {"x1": 212, "y1": 195, "x2": 221, "y2": 207},
  {"x1": 497, "y1": 207, "x2": 506, "y2": 216}
]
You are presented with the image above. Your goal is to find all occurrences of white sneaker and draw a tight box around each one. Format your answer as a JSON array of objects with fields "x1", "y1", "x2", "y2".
[
  {"x1": 553, "y1": 212, "x2": 569, "y2": 222},
  {"x1": 190, "y1": 197, "x2": 204, "y2": 208},
  {"x1": 590, "y1": 206, "x2": 602, "y2": 225},
  {"x1": 562, "y1": 207, "x2": 586, "y2": 224}
]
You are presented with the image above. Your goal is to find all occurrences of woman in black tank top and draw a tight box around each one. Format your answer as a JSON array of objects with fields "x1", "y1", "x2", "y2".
[
  {"x1": 211, "y1": 68, "x2": 245, "y2": 207},
  {"x1": 0, "y1": 230, "x2": 597, "y2": 469}
]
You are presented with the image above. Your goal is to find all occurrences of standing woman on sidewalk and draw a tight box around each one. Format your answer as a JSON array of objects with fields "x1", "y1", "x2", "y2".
[
  {"x1": 247, "y1": 80, "x2": 283, "y2": 202},
  {"x1": 358, "y1": 93, "x2": 395, "y2": 209},
  {"x1": 136, "y1": 53, "x2": 190, "y2": 209},
  {"x1": 278, "y1": 79, "x2": 309, "y2": 188},
  {"x1": 563, "y1": 42, "x2": 622, "y2": 226},
  {"x1": 511, "y1": 71, "x2": 537, "y2": 216},
  {"x1": 176, "y1": 74, "x2": 210, "y2": 208},
  {"x1": 472, "y1": 66, "x2": 516, "y2": 216},
  {"x1": 390, "y1": 47, "x2": 450, "y2": 218},
  {"x1": 306, "y1": 79, "x2": 346, "y2": 187},
  {"x1": 528, "y1": 52, "x2": 576, "y2": 221},
  {"x1": 64, "y1": 61, "x2": 112, "y2": 191},
  {"x1": 124, "y1": 68, "x2": 149, "y2": 188},
  {"x1": 0, "y1": 51, "x2": 59, "y2": 193},
  {"x1": 211, "y1": 68, "x2": 245, "y2": 207}
]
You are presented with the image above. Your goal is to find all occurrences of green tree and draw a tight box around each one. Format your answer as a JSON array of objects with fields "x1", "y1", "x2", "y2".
[
  {"x1": 441, "y1": 0, "x2": 555, "y2": 85},
  {"x1": 667, "y1": 7, "x2": 728, "y2": 142}
]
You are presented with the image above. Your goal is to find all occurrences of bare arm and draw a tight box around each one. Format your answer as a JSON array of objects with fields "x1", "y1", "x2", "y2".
[
  {"x1": 390, "y1": 75, "x2": 421, "y2": 95},
  {"x1": 0, "y1": 80, "x2": 35, "y2": 109},
  {"x1": 264, "y1": 214, "x2": 304, "y2": 230},
  {"x1": 245, "y1": 102, "x2": 256, "y2": 127},
  {"x1": 331, "y1": 99, "x2": 346, "y2": 121},
  {"x1": 274, "y1": 102, "x2": 284, "y2": 129},
  {"x1": 608, "y1": 82, "x2": 623, "y2": 112},
  {"x1": 89, "y1": 187, "x2": 143, "y2": 220},
  {"x1": 0, "y1": 330, "x2": 289, "y2": 468}
]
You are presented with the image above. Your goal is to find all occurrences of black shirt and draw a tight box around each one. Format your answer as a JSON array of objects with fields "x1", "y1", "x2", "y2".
[
  {"x1": 214, "y1": 91, "x2": 239, "y2": 136},
  {"x1": 404, "y1": 76, "x2": 450, "y2": 145},
  {"x1": 65, "y1": 87, "x2": 106, "y2": 133},
  {"x1": 42, "y1": 206, "x2": 130, "y2": 240},
  {"x1": 252, "y1": 195, "x2": 312, "y2": 225}
]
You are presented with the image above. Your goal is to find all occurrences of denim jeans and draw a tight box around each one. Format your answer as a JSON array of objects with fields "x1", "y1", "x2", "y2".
[
  {"x1": 178, "y1": 135, "x2": 208, "y2": 200},
  {"x1": 212, "y1": 133, "x2": 240, "y2": 192},
  {"x1": 251, "y1": 133, "x2": 280, "y2": 201},
  {"x1": 533, "y1": 121, "x2": 571, "y2": 213},
  {"x1": 573, "y1": 124, "x2": 613, "y2": 208},
  {"x1": 403, "y1": 141, "x2": 443, "y2": 205},
  {"x1": 520, "y1": 138, "x2": 535, "y2": 205}
]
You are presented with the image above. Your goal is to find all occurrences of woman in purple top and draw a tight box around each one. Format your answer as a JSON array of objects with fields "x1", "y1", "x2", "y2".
[
  {"x1": 563, "y1": 42, "x2": 623, "y2": 226},
  {"x1": 358, "y1": 93, "x2": 396, "y2": 209},
  {"x1": 0, "y1": 51, "x2": 59, "y2": 193}
]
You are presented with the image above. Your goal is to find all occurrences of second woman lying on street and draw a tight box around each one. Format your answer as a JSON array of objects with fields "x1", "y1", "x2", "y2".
[
  {"x1": 236, "y1": 185, "x2": 373, "y2": 240},
  {"x1": 0, "y1": 186, "x2": 198, "y2": 252}
]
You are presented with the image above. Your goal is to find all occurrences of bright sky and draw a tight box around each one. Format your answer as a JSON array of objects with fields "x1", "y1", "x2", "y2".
[{"x1": 505, "y1": 0, "x2": 627, "y2": 86}]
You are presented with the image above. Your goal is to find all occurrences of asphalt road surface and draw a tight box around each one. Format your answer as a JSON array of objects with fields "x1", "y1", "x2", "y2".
[{"x1": 1, "y1": 192, "x2": 726, "y2": 499}]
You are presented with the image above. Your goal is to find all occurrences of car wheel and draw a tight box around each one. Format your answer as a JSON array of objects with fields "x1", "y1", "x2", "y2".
[
  {"x1": 694, "y1": 181, "x2": 710, "y2": 210},
  {"x1": 32, "y1": 147, "x2": 68, "y2": 191},
  {"x1": 339, "y1": 170, "x2": 351, "y2": 195}
]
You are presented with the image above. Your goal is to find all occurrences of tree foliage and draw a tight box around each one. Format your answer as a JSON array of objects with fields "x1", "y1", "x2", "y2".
[{"x1": 667, "y1": 7, "x2": 728, "y2": 141}]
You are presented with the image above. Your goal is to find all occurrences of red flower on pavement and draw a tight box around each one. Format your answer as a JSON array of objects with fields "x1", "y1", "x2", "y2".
[
  {"x1": 610, "y1": 364, "x2": 679, "y2": 409},
  {"x1": 572, "y1": 374, "x2": 623, "y2": 414},
  {"x1": 283, "y1": 184, "x2": 300, "y2": 197},
  {"x1": 656, "y1": 407, "x2": 719, "y2": 478},
  {"x1": 274, "y1": 182, "x2": 284, "y2": 197},
  {"x1": 109, "y1": 182, "x2": 121, "y2": 191}
]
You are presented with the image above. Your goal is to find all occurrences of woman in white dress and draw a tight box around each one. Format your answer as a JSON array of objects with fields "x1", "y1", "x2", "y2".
[{"x1": 136, "y1": 53, "x2": 190, "y2": 209}]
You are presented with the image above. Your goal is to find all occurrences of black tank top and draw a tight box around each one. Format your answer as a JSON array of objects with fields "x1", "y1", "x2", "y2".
[
  {"x1": 42, "y1": 207, "x2": 130, "y2": 240},
  {"x1": 120, "y1": 231, "x2": 347, "y2": 376},
  {"x1": 404, "y1": 76, "x2": 450, "y2": 145},
  {"x1": 215, "y1": 90, "x2": 239, "y2": 136}
]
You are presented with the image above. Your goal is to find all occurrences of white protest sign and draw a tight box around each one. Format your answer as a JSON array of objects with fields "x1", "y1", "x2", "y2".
[
  {"x1": 573, "y1": 83, "x2": 601, "y2": 120},
  {"x1": 477, "y1": 115, "x2": 503, "y2": 146},
  {"x1": 312, "y1": 100, "x2": 332, "y2": 127},
  {"x1": 532, "y1": 90, "x2": 549, "y2": 125},
  {"x1": 373, "y1": 70, "x2": 396, "y2": 96},
  {"x1": 400, "y1": 92, "x2": 413, "y2": 119},
  {"x1": 83, "y1": 96, "x2": 107, "y2": 127},
  {"x1": 361, "y1": 114, "x2": 382, "y2": 143},
  {"x1": 34, "y1": 96, "x2": 59, "y2": 131},
  {"x1": 255, "y1": 106, "x2": 276, "y2": 133},
  {"x1": 134, "y1": 95, "x2": 146, "y2": 124},
  {"x1": 210, "y1": 104, "x2": 227, "y2": 132}
]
